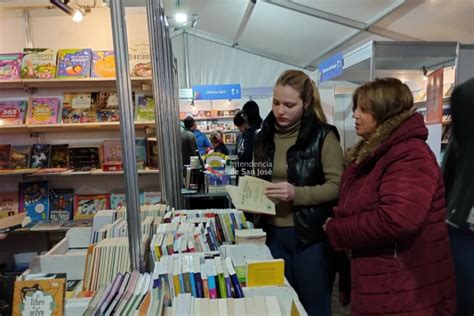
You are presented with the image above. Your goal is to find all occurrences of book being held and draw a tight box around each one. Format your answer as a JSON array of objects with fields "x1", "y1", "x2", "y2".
[{"x1": 226, "y1": 176, "x2": 276, "y2": 215}]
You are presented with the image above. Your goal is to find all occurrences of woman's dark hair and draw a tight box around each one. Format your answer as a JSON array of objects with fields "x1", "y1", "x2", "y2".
[
  {"x1": 241, "y1": 100, "x2": 262, "y2": 127},
  {"x1": 233, "y1": 111, "x2": 246, "y2": 127}
]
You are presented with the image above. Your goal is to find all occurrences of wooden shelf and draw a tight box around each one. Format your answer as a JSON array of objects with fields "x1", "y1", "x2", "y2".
[
  {"x1": 0, "y1": 121, "x2": 156, "y2": 134},
  {"x1": 0, "y1": 77, "x2": 152, "y2": 90}
]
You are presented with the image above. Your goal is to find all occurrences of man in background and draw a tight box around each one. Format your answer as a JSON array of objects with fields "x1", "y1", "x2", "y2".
[
  {"x1": 181, "y1": 117, "x2": 198, "y2": 165},
  {"x1": 184, "y1": 116, "x2": 211, "y2": 155}
]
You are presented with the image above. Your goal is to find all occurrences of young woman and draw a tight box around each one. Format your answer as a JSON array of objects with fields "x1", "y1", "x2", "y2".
[
  {"x1": 253, "y1": 69, "x2": 344, "y2": 315},
  {"x1": 325, "y1": 78, "x2": 456, "y2": 315}
]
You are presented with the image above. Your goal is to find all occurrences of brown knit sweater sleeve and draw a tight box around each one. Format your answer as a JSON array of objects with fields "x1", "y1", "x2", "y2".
[{"x1": 293, "y1": 131, "x2": 343, "y2": 206}]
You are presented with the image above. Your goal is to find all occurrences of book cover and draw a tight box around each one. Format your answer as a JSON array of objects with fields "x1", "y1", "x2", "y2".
[
  {"x1": 56, "y1": 49, "x2": 92, "y2": 78},
  {"x1": 146, "y1": 138, "x2": 158, "y2": 169},
  {"x1": 103, "y1": 140, "x2": 122, "y2": 164},
  {"x1": 135, "y1": 95, "x2": 155, "y2": 122},
  {"x1": 12, "y1": 278, "x2": 66, "y2": 316},
  {"x1": 9, "y1": 145, "x2": 31, "y2": 169},
  {"x1": 95, "y1": 92, "x2": 119, "y2": 122},
  {"x1": 0, "y1": 192, "x2": 19, "y2": 218},
  {"x1": 21, "y1": 48, "x2": 57, "y2": 79},
  {"x1": 0, "y1": 100, "x2": 28, "y2": 125},
  {"x1": 19, "y1": 181, "x2": 49, "y2": 222},
  {"x1": 111, "y1": 193, "x2": 126, "y2": 210},
  {"x1": 62, "y1": 93, "x2": 96, "y2": 123},
  {"x1": 91, "y1": 50, "x2": 116, "y2": 78},
  {"x1": 74, "y1": 194, "x2": 110, "y2": 220},
  {"x1": 30, "y1": 144, "x2": 50, "y2": 169},
  {"x1": 49, "y1": 189, "x2": 74, "y2": 221},
  {"x1": 26, "y1": 97, "x2": 60, "y2": 125},
  {"x1": 246, "y1": 259, "x2": 285, "y2": 287},
  {"x1": 129, "y1": 44, "x2": 151, "y2": 77},
  {"x1": 49, "y1": 144, "x2": 69, "y2": 168},
  {"x1": 135, "y1": 138, "x2": 146, "y2": 170},
  {"x1": 0, "y1": 53, "x2": 23, "y2": 80},
  {"x1": 68, "y1": 147, "x2": 100, "y2": 171},
  {"x1": 143, "y1": 191, "x2": 161, "y2": 205},
  {"x1": 0, "y1": 144, "x2": 11, "y2": 170}
]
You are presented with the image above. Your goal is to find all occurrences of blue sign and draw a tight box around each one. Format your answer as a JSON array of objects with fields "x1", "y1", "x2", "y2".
[
  {"x1": 318, "y1": 52, "x2": 344, "y2": 82},
  {"x1": 192, "y1": 84, "x2": 241, "y2": 100}
]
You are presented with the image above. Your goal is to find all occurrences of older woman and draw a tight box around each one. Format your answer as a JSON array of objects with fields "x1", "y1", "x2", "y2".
[{"x1": 325, "y1": 78, "x2": 456, "y2": 315}]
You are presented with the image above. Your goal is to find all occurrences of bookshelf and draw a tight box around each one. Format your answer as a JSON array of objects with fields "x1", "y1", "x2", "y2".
[
  {"x1": 193, "y1": 116, "x2": 235, "y2": 121},
  {"x1": 0, "y1": 169, "x2": 160, "y2": 177},
  {"x1": 0, "y1": 121, "x2": 156, "y2": 134},
  {"x1": 0, "y1": 77, "x2": 152, "y2": 90}
]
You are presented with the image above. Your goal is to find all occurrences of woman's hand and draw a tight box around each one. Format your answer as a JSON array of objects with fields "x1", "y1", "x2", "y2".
[
  {"x1": 322, "y1": 217, "x2": 332, "y2": 232},
  {"x1": 264, "y1": 182, "x2": 295, "y2": 202}
]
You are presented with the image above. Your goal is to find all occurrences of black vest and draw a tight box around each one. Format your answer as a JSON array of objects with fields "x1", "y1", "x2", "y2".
[{"x1": 253, "y1": 109, "x2": 339, "y2": 248}]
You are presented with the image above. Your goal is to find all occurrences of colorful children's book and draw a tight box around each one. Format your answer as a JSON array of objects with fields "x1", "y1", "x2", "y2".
[
  {"x1": 21, "y1": 48, "x2": 57, "y2": 79},
  {"x1": 49, "y1": 144, "x2": 69, "y2": 168},
  {"x1": 135, "y1": 138, "x2": 146, "y2": 170},
  {"x1": 19, "y1": 181, "x2": 49, "y2": 222},
  {"x1": 26, "y1": 97, "x2": 60, "y2": 125},
  {"x1": 91, "y1": 50, "x2": 116, "y2": 78},
  {"x1": 111, "y1": 192, "x2": 126, "y2": 210},
  {"x1": 0, "y1": 53, "x2": 23, "y2": 80},
  {"x1": 0, "y1": 100, "x2": 28, "y2": 125},
  {"x1": 135, "y1": 94, "x2": 155, "y2": 122},
  {"x1": 62, "y1": 93, "x2": 96, "y2": 123},
  {"x1": 0, "y1": 192, "x2": 19, "y2": 218},
  {"x1": 9, "y1": 145, "x2": 31, "y2": 169},
  {"x1": 129, "y1": 44, "x2": 152, "y2": 77},
  {"x1": 74, "y1": 194, "x2": 110, "y2": 220},
  {"x1": 49, "y1": 189, "x2": 74, "y2": 221},
  {"x1": 30, "y1": 144, "x2": 51, "y2": 169},
  {"x1": 103, "y1": 139, "x2": 122, "y2": 171},
  {"x1": 143, "y1": 191, "x2": 161, "y2": 205},
  {"x1": 95, "y1": 92, "x2": 119, "y2": 122},
  {"x1": 0, "y1": 144, "x2": 11, "y2": 170},
  {"x1": 12, "y1": 276, "x2": 66, "y2": 316},
  {"x1": 146, "y1": 138, "x2": 158, "y2": 169},
  {"x1": 56, "y1": 49, "x2": 92, "y2": 78}
]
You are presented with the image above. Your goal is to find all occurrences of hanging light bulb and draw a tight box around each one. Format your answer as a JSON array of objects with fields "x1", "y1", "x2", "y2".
[
  {"x1": 175, "y1": 13, "x2": 188, "y2": 24},
  {"x1": 72, "y1": 9, "x2": 84, "y2": 22}
]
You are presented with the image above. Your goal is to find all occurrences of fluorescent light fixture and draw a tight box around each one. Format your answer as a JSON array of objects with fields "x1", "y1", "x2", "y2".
[
  {"x1": 175, "y1": 13, "x2": 188, "y2": 23},
  {"x1": 72, "y1": 9, "x2": 84, "y2": 22}
]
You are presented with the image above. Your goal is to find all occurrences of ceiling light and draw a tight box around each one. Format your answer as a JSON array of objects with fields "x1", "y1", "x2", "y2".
[
  {"x1": 175, "y1": 13, "x2": 188, "y2": 24},
  {"x1": 72, "y1": 9, "x2": 84, "y2": 22}
]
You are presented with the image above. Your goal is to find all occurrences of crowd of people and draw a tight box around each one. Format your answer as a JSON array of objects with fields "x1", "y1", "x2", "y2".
[{"x1": 179, "y1": 70, "x2": 472, "y2": 316}]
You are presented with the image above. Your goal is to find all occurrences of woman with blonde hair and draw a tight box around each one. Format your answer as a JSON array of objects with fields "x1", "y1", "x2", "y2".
[
  {"x1": 325, "y1": 78, "x2": 456, "y2": 315},
  {"x1": 253, "y1": 69, "x2": 344, "y2": 315}
]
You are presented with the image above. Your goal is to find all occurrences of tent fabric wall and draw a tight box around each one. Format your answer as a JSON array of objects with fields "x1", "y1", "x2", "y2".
[{"x1": 171, "y1": 33, "x2": 309, "y2": 88}]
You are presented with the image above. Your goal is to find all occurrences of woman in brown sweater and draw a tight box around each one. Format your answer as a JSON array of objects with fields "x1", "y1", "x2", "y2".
[{"x1": 253, "y1": 70, "x2": 344, "y2": 316}]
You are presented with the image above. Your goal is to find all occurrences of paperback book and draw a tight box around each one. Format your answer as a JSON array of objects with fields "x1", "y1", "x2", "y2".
[
  {"x1": 146, "y1": 138, "x2": 158, "y2": 169},
  {"x1": 49, "y1": 144, "x2": 69, "y2": 168},
  {"x1": 0, "y1": 53, "x2": 23, "y2": 80},
  {"x1": 49, "y1": 189, "x2": 74, "y2": 221},
  {"x1": 129, "y1": 44, "x2": 152, "y2": 77},
  {"x1": 9, "y1": 145, "x2": 31, "y2": 169},
  {"x1": 135, "y1": 94, "x2": 155, "y2": 122},
  {"x1": 135, "y1": 138, "x2": 146, "y2": 170},
  {"x1": 68, "y1": 147, "x2": 100, "y2": 171},
  {"x1": 0, "y1": 192, "x2": 19, "y2": 218},
  {"x1": 56, "y1": 48, "x2": 92, "y2": 78},
  {"x1": 0, "y1": 100, "x2": 28, "y2": 125},
  {"x1": 62, "y1": 93, "x2": 96, "y2": 123},
  {"x1": 0, "y1": 144, "x2": 11, "y2": 170},
  {"x1": 74, "y1": 194, "x2": 110, "y2": 220},
  {"x1": 26, "y1": 97, "x2": 61, "y2": 125},
  {"x1": 91, "y1": 50, "x2": 115, "y2": 78},
  {"x1": 30, "y1": 144, "x2": 50, "y2": 169},
  {"x1": 21, "y1": 48, "x2": 57, "y2": 79},
  {"x1": 19, "y1": 181, "x2": 49, "y2": 222},
  {"x1": 95, "y1": 92, "x2": 119, "y2": 122}
]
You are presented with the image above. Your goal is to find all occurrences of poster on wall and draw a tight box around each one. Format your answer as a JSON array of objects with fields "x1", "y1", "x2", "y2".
[{"x1": 425, "y1": 68, "x2": 444, "y2": 125}]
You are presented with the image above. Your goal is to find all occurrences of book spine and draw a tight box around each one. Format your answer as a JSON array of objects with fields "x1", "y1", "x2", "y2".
[
  {"x1": 194, "y1": 272, "x2": 203, "y2": 298},
  {"x1": 189, "y1": 271, "x2": 197, "y2": 297}
]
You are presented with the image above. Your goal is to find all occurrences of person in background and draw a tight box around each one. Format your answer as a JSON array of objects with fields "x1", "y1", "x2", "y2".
[
  {"x1": 181, "y1": 117, "x2": 198, "y2": 165},
  {"x1": 239, "y1": 100, "x2": 263, "y2": 175},
  {"x1": 184, "y1": 116, "x2": 211, "y2": 155},
  {"x1": 210, "y1": 131, "x2": 229, "y2": 155},
  {"x1": 233, "y1": 111, "x2": 249, "y2": 180},
  {"x1": 442, "y1": 78, "x2": 474, "y2": 316},
  {"x1": 324, "y1": 78, "x2": 456, "y2": 315},
  {"x1": 253, "y1": 70, "x2": 344, "y2": 316}
]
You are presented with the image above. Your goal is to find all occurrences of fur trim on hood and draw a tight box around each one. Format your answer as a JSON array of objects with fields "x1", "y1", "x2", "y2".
[{"x1": 346, "y1": 109, "x2": 416, "y2": 165}]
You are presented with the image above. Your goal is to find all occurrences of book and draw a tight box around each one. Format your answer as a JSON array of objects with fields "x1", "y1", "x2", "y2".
[
  {"x1": 30, "y1": 144, "x2": 50, "y2": 169},
  {"x1": 26, "y1": 97, "x2": 61, "y2": 125},
  {"x1": 74, "y1": 194, "x2": 110, "y2": 220},
  {"x1": 0, "y1": 212, "x2": 30, "y2": 234},
  {"x1": 68, "y1": 147, "x2": 100, "y2": 171},
  {"x1": 235, "y1": 228, "x2": 266, "y2": 245},
  {"x1": 49, "y1": 189, "x2": 74, "y2": 221},
  {"x1": 56, "y1": 48, "x2": 92, "y2": 78},
  {"x1": 129, "y1": 44, "x2": 152, "y2": 77},
  {"x1": 146, "y1": 138, "x2": 158, "y2": 169},
  {"x1": 0, "y1": 100, "x2": 28, "y2": 125},
  {"x1": 0, "y1": 192, "x2": 19, "y2": 218},
  {"x1": 19, "y1": 181, "x2": 49, "y2": 223},
  {"x1": 246, "y1": 259, "x2": 285, "y2": 287},
  {"x1": 12, "y1": 276, "x2": 66, "y2": 316},
  {"x1": 95, "y1": 92, "x2": 120, "y2": 122},
  {"x1": 9, "y1": 145, "x2": 31, "y2": 169},
  {"x1": 0, "y1": 144, "x2": 11, "y2": 170},
  {"x1": 143, "y1": 191, "x2": 161, "y2": 205},
  {"x1": 91, "y1": 50, "x2": 116, "y2": 78},
  {"x1": 135, "y1": 95, "x2": 155, "y2": 122},
  {"x1": 62, "y1": 93, "x2": 97, "y2": 123},
  {"x1": 111, "y1": 193, "x2": 126, "y2": 210},
  {"x1": 226, "y1": 176, "x2": 276, "y2": 215},
  {"x1": 103, "y1": 139, "x2": 122, "y2": 168},
  {"x1": 0, "y1": 53, "x2": 23, "y2": 79},
  {"x1": 135, "y1": 138, "x2": 147, "y2": 170},
  {"x1": 49, "y1": 144, "x2": 69, "y2": 168},
  {"x1": 21, "y1": 48, "x2": 57, "y2": 79}
]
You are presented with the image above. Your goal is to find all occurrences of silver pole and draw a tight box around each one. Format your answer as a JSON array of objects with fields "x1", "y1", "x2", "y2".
[
  {"x1": 24, "y1": 9, "x2": 33, "y2": 48},
  {"x1": 109, "y1": 0, "x2": 144, "y2": 272},
  {"x1": 146, "y1": 0, "x2": 183, "y2": 208},
  {"x1": 369, "y1": 42, "x2": 376, "y2": 81},
  {"x1": 183, "y1": 31, "x2": 191, "y2": 89}
]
